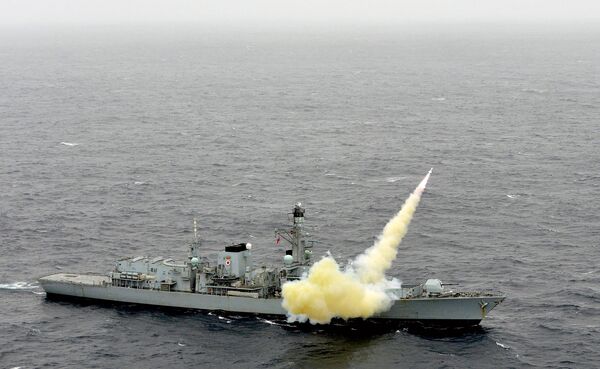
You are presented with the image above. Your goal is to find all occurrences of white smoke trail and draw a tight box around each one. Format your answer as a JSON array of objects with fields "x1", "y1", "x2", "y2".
[
  {"x1": 281, "y1": 169, "x2": 432, "y2": 324},
  {"x1": 354, "y1": 169, "x2": 431, "y2": 284}
]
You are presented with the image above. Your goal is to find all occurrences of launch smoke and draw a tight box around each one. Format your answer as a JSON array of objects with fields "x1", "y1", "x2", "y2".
[
  {"x1": 354, "y1": 169, "x2": 431, "y2": 284},
  {"x1": 281, "y1": 169, "x2": 432, "y2": 324}
]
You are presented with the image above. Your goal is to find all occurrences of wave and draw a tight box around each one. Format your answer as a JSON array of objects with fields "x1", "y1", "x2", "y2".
[
  {"x1": 60, "y1": 142, "x2": 80, "y2": 147},
  {"x1": 256, "y1": 317, "x2": 295, "y2": 328},
  {"x1": 258, "y1": 318, "x2": 278, "y2": 325},
  {"x1": 217, "y1": 315, "x2": 232, "y2": 323},
  {"x1": 385, "y1": 176, "x2": 406, "y2": 183},
  {"x1": 496, "y1": 341, "x2": 510, "y2": 349},
  {"x1": 521, "y1": 88, "x2": 547, "y2": 94},
  {"x1": 0, "y1": 281, "x2": 39, "y2": 290}
]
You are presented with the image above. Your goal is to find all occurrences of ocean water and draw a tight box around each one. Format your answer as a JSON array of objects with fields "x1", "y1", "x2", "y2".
[{"x1": 0, "y1": 24, "x2": 599, "y2": 368}]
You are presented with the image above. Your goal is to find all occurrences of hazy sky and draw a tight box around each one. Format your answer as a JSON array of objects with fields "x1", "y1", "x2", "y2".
[{"x1": 1, "y1": 0, "x2": 599, "y2": 26}]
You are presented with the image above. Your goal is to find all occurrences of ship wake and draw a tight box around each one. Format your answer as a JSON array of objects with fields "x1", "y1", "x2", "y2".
[{"x1": 0, "y1": 281, "x2": 44, "y2": 294}]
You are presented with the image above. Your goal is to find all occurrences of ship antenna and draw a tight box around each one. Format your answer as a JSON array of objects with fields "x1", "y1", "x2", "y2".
[{"x1": 193, "y1": 218, "x2": 198, "y2": 241}]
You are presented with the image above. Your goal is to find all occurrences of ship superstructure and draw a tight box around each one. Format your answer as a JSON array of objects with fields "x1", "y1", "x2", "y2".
[{"x1": 107, "y1": 204, "x2": 312, "y2": 299}]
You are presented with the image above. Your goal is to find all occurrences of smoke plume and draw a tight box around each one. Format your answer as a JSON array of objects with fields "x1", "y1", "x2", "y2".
[{"x1": 281, "y1": 169, "x2": 432, "y2": 324}]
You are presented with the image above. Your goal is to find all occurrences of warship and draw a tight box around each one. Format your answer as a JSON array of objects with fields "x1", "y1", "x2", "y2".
[{"x1": 40, "y1": 204, "x2": 505, "y2": 326}]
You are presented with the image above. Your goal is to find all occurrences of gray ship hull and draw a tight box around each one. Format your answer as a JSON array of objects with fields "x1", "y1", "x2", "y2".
[{"x1": 40, "y1": 273, "x2": 504, "y2": 326}]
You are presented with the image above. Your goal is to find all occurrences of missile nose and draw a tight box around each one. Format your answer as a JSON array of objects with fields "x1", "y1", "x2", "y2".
[{"x1": 416, "y1": 169, "x2": 432, "y2": 193}]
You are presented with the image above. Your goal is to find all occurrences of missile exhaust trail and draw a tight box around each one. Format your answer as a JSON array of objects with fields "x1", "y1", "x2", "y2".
[{"x1": 281, "y1": 169, "x2": 432, "y2": 324}]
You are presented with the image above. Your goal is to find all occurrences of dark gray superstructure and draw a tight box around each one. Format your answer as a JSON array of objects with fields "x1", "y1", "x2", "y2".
[{"x1": 40, "y1": 204, "x2": 504, "y2": 326}]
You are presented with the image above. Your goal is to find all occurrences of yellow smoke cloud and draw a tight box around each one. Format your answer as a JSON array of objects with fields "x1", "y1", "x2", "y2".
[
  {"x1": 281, "y1": 257, "x2": 392, "y2": 324},
  {"x1": 281, "y1": 170, "x2": 431, "y2": 324}
]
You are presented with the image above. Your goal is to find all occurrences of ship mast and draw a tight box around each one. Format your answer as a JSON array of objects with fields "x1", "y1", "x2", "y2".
[
  {"x1": 275, "y1": 203, "x2": 313, "y2": 270},
  {"x1": 189, "y1": 218, "x2": 200, "y2": 259}
]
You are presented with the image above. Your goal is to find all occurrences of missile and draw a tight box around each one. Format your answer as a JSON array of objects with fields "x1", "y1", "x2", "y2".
[{"x1": 416, "y1": 168, "x2": 433, "y2": 195}]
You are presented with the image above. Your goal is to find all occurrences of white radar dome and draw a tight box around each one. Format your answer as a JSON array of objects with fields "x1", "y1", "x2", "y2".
[
  {"x1": 283, "y1": 254, "x2": 293, "y2": 265},
  {"x1": 424, "y1": 279, "x2": 443, "y2": 294}
]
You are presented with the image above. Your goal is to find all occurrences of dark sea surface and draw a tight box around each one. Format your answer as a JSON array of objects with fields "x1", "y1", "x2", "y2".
[{"x1": 0, "y1": 24, "x2": 599, "y2": 368}]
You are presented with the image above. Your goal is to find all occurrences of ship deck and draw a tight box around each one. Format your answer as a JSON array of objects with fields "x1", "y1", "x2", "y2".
[
  {"x1": 40, "y1": 273, "x2": 109, "y2": 286},
  {"x1": 39, "y1": 272, "x2": 504, "y2": 325},
  {"x1": 40, "y1": 273, "x2": 503, "y2": 300}
]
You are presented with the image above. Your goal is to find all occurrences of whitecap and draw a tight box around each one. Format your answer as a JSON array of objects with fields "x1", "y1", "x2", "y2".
[
  {"x1": 287, "y1": 314, "x2": 308, "y2": 324},
  {"x1": 496, "y1": 341, "x2": 510, "y2": 349},
  {"x1": 521, "y1": 88, "x2": 546, "y2": 94},
  {"x1": 386, "y1": 176, "x2": 405, "y2": 183},
  {"x1": 431, "y1": 97, "x2": 446, "y2": 101},
  {"x1": 60, "y1": 142, "x2": 79, "y2": 147},
  {"x1": 177, "y1": 342, "x2": 186, "y2": 347},
  {"x1": 27, "y1": 328, "x2": 41, "y2": 336},
  {"x1": 506, "y1": 194, "x2": 516, "y2": 199},
  {"x1": 133, "y1": 181, "x2": 146, "y2": 185},
  {"x1": 0, "y1": 281, "x2": 39, "y2": 290}
]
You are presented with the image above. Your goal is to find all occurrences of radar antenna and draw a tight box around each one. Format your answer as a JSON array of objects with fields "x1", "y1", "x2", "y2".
[
  {"x1": 193, "y1": 218, "x2": 198, "y2": 241},
  {"x1": 189, "y1": 218, "x2": 200, "y2": 259}
]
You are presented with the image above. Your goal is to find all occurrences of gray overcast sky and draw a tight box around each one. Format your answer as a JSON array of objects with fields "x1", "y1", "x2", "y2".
[{"x1": 1, "y1": 0, "x2": 599, "y2": 26}]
